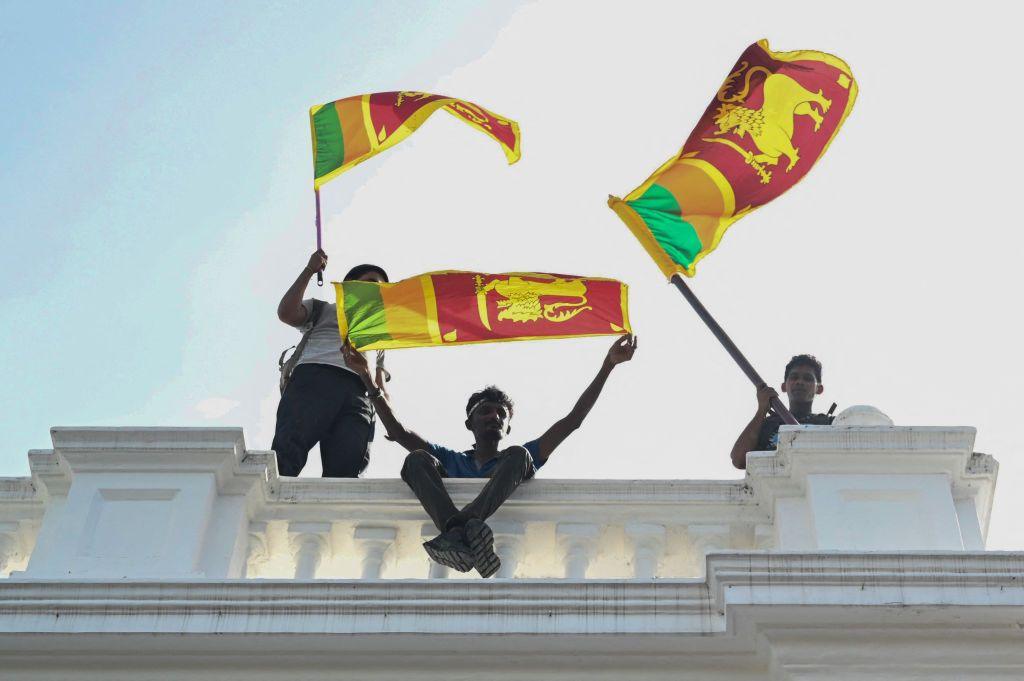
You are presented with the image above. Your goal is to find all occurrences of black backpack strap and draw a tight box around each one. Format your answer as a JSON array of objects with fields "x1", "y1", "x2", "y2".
[
  {"x1": 307, "y1": 299, "x2": 327, "y2": 328},
  {"x1": 279, "y1": 300, "x2": 329, "y2": 394}
]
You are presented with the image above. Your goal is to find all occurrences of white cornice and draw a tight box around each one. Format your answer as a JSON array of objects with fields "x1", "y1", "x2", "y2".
[
  {"x1": 33, "y1": 427, "x2": 270, "y2": 495},
  {"x1": 745, "y1": 425, "x2": 998, "y2": 535},
  {"x1": 1, "y1": 552, "x2": 1021, "y2": 638},
  {"x1": 269, "y1": 477, "x2": 754, "y2": 506},
  {"x1": 0, "y1": 478, "x2": 37, "y2": 504}
]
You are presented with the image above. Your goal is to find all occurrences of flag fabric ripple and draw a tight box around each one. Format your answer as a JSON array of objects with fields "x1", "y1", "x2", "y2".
[
  {"x1": 609, "y1": 40, "x2": 857, "y2": 278},
  {"x1": 335, "y1": 271, "x2": 630, "y2": 351},
  {"x1": 311, "y1": 91, "x2": 521, "y2": 189}
]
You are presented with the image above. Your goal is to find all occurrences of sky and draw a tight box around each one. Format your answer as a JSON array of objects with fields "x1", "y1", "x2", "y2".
[{"x1": 1, "y1": 1, "x2": 1021, "y2": 549}]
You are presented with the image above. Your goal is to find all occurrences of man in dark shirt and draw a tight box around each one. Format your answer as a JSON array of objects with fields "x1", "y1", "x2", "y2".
[
  {"x1": 342, "y1": 335, "x2": 637, "y2": 577},
  {"x1": 730, "y1": 354, "x2": 834, "y2": 469}
]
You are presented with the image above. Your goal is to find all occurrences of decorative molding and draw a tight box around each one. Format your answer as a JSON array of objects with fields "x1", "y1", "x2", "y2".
[{"x1": 0, "y1": 552, "x2": 1021, "y2": 636}]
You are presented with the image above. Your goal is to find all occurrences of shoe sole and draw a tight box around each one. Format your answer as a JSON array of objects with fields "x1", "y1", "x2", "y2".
[
  {"x1": 464, "y1": 519, "x2": 501, "y2": 578},
  {"x1": 423, "y1": 538, "x2": 474, "y2": 573}
]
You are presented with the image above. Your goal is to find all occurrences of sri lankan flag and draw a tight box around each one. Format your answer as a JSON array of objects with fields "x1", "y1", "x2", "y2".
[
  {"x1": 609, "y1": 40, "x2": 857, "y2": 278},
  {"x1": 311, "y1": 91, "x2": 521, "y2": 188},
  {"x1": 335, "y1": 271, "x2": 630, "y2": 351}
]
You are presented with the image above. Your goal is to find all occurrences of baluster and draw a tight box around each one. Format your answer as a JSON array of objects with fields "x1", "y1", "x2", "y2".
[
  {"x1": 491, "y1": 521, "x2": 525, "y2": 579},
  {"x1": 354, "y1": 525, "x2": 396, "y2": 579},
  {"x1": 625, "y1": 523, "x2": 666, "y2": 579},
  {"x1": 289, "y1": 521, "x2": 331, "y2": 579},
  {"x1": 556, "y1": 523, "x2": 599, "y2": 579}
]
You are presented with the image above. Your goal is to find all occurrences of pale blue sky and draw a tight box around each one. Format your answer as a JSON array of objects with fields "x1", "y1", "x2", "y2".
[
  {"x1": 0, "y1": 1, "x2": 520, "y2": 470},
  {"x1": 2, "y1": 1, "x2": 1022, "y2": 549}
]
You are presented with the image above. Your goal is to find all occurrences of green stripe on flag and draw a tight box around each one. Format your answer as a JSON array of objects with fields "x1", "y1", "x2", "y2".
[
  {"x1": 312, "y1": 105, "x2": 345, "y2": 180},
  {"x1": 627, "y1": 184, "x2": 703, "y2": 269},
  {"x1": 343, "y1": 281, "x2": 393, "y2": 347}
]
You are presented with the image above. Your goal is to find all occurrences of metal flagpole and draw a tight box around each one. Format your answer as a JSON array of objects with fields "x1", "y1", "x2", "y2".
[
  {"x1": 314, "y1": 188, "x2": 323, "y2": 287},
  {"x1": 670, "y1": 274, "x2": 799, "y2": 425}
]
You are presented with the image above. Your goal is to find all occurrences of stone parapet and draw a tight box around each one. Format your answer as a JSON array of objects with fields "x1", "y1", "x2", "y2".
[{"x1": 0, "y1": 421, "x2": 998, "y2": 580}]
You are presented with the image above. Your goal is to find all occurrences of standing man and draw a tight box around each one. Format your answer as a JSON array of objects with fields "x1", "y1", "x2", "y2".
[
  {"x1": 342, "y1": 335, "x2": 638, "y2": 577},
  {"x1": 273, "y1": 249, "x2": 389, "y2": 478},
  {"x1": 730, "y1": 354, "x2": 834, "y2": 469}
]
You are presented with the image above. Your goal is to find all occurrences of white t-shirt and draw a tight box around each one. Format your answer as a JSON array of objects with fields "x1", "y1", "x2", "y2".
[{"x1": 294, "y1": 299, "x2": 353, "y2": 373}]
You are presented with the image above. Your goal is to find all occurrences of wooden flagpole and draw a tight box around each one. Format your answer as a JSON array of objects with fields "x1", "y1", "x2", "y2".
[{"x1": 670, "y1": 274, "x2": 798, "y2": 425}]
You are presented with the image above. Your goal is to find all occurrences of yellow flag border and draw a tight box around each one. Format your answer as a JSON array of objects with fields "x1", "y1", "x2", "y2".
[{"x1": 312, "y1": 95, "x2": 521, "y2": 190}]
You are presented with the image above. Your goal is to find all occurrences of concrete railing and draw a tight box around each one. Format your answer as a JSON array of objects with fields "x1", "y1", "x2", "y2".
[{"x1": 0, "y1": 412, "x2": 997, "y2": 581}]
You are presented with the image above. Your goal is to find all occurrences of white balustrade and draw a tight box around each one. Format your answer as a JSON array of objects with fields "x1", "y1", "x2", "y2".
[
  {"x1": 0, "y1": 418, "x2": 1018, "y2": 681},
  {"x1": 0, "y1": 417, "x2": 998, "y2": 581}
]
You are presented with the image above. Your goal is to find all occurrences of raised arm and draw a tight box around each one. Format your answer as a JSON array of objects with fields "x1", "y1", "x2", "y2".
[
  {"x1": 277, "y1": 250, "x2": 328, "y2": 326},
  {"x1": 729, "y1": 384, "x2": 776, "y2": 469},
  {"x1": 534, "y1": 334, "x2": 637, "y2": 464},
  {"x1": 342, "y1": 342, "x2": 430, "y2": 453}
]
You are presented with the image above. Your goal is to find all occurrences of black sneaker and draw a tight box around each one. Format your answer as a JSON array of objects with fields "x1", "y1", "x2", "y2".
[
  {"x1": 423, "y1": 528, "x2": 474, "y2": 573},
  {"x1": 464, "y1": 518, "x2": 501, "y2": 578}
]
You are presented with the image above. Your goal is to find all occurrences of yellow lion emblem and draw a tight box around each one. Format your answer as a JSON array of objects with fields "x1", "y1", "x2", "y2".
[
  {"x1": 702, "y1": 63, "x2": 831, "y2": 178},
  {"x1": 475, "y1": 276, "x2": 592, "y2": 330}
]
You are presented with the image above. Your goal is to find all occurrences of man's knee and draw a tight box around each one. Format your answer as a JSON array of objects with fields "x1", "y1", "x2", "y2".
[
  {"x1": 273, "y1": 432, "x2": 306, "y2": 478},
  {"x1": 276, "y1": 454, "x2": 300, "y2": 477},
  {"x1": 401, "y1": 449, "x2": 436, "y2": 483},
  {"x1": 500, "y1": 445, "x2": 532, "y2": 476}
]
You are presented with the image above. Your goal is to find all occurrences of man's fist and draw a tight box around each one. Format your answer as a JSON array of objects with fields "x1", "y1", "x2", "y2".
[
  {"x1": 341, "y1": 341, "x2": 370, "y2": 377},
  {"x1": 306, "y1": 249, "x2": 328, "y2": 274},
  {"x1": 605, "y1": 334, "x2": 637, "y2": 367},
  {"x1": 756, "y1": 383, "x2": 778, "y2": 413}
]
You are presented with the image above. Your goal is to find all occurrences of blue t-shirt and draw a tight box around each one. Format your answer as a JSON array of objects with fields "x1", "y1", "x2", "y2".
[{"x1": 426, "y1": 440, "x2": 544, "y2": 478}]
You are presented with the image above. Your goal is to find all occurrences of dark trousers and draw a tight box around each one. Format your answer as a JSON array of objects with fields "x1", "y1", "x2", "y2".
[
  {"x1": 273, "y1": 364, "x2": 373, "y2": 478},
  {"x1": 401, "y1": 446, "x2": 533, "y2": 531}
]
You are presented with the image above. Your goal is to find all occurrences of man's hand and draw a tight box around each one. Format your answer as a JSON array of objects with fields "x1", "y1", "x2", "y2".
[
  {"x1": 341, "y1": 341, "x2": 372, "y2": 384},
  {"x1": 756, "y1": 383, "x2": 778, "y2": 415},
  {"x1": 733, "y1": 383, "x2": 779, "y2": 469},
  {"x1": 305, "y1": 249, "x2": 328, "y2": 275},
  {"x1": 604, "y1": 334, "x2": 637, "y2": 368},
  {"x1": 342, "y1": 342, "x2": 430, "y2": 453},
  {"x1": 278, "y1": 250, "x2": 328, "y2": 325}
]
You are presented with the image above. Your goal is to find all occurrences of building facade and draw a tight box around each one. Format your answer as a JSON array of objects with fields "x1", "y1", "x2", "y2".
[{"x1": 0, "y1": 407, "x2": 1020, "y2": 679}]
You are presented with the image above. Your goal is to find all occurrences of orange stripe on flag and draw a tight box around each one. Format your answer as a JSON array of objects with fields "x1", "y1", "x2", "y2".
[
  {"x1": 380, "y1": 277, "x2": 434, "y2": 346},
  {"x1": 335, "y1": 97, "x2": 371, "y2": 165},
  {"x1": 653, "y1": 161, "x2": 732, "y2": 252}
]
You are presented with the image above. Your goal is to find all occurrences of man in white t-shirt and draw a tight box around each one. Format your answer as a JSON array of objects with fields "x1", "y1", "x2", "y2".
[{"x1": 273, "y1": 249, "x2": 389, "y2": 477}]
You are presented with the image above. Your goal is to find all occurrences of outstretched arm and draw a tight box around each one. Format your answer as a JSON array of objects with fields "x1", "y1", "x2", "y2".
[
  {"x1": 730, "y1": 384, "x2": 776, "y2": 469},
  {"x1": 342, "y1": 342, "x2": 430, "y2": 453},
  {"x1": 278, "y1": 250, "x2": 327, "y2": 326},
  {"x1": 534, "y1": 334, "x2": 637, "y2": 465}
]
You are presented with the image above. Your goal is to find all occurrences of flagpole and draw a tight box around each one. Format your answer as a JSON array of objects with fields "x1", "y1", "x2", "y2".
[
  {"x1": 670, "y1": 274, "x2": 799, "y2": 425},
  {"x1": 314, "y1": 188, "x2": 323, "y2": 287}
]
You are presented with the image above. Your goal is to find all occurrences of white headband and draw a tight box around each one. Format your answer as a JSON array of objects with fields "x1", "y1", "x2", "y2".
[{"x1": 466, "y1": 398, "x2": 511, "y2": 419}]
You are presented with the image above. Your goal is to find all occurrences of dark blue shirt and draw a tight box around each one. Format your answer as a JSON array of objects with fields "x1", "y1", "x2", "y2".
[{"x1": 427, "y1": 440, "x2": 543, "y2": 478}]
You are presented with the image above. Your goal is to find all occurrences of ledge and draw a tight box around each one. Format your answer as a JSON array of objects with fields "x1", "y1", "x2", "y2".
[
  {"x1": 32, "y1": 427, "x2": 270, "y2": 495},
  {"x1": 270, "y1": 477, "x2": 755, "y2": 507},
  {"x1": 1, "y1": 552, "x2": 1022, "y2": 637}
]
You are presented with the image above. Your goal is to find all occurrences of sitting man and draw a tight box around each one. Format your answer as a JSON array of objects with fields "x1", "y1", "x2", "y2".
[
  {"x1": 342, "y1": 334, "x2": 637, "y2": 577},
  {"x1": 730, "y1": 353, "x2": 835, "y2": 469}
]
